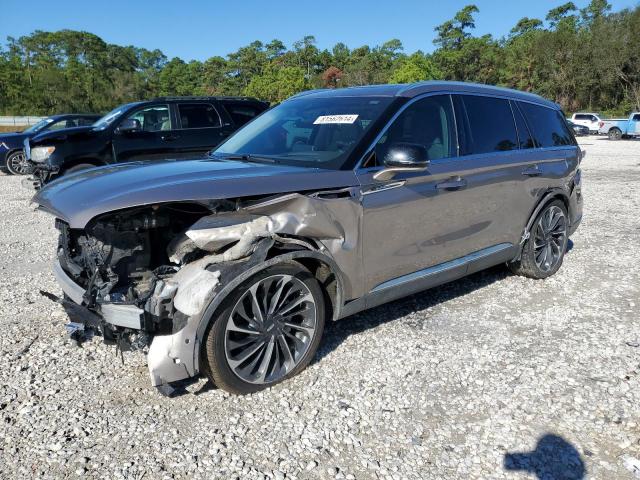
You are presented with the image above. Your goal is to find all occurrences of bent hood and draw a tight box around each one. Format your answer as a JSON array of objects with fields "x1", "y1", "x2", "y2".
[{"x1": 33, "y1": 158, "x2": 358, "y2": 228}]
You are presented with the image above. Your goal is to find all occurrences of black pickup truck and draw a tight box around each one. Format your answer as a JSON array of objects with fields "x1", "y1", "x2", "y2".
[{"x1": 26, "y1": 96, "x2": 269, "y2": 187}]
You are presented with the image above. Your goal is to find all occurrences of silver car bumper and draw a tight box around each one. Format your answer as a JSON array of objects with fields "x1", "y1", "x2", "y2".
[
  {"x1": 52, "y1": 260, "x2": 198, "y2": 388},
  {"x1": 53, "y1": 260, "x2": 143, "y2": 329}
]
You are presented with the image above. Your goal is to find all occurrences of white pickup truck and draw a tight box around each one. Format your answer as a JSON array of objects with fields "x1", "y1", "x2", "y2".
[
  {"x1": 598, "y1": 113, "x2": 640, "y2": 140},
  {"x1": 570, "y1": 113, "x2": 602, "y2": 134}
]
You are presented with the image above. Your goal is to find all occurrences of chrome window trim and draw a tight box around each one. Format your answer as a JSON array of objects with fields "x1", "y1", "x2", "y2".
[{"x1": 354, "y1": 90, "x2": 571, "y2": 173}]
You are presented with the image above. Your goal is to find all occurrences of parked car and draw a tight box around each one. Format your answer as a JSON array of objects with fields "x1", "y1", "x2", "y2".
[
  {"x1": 25, "y1": 97, "x2": 269, "y2": 187},
  {"x1": 0, "y1": 114, "x2": 100, "y2": 175},
  {"x1": 570, "y1": 112, "x2": 602, "y2": 133},
  {"x1": 32, "y1": 81, "x2": 583, "y2": 395},
  {"x1": 597, "y1": 112, "x2": 640, "y2": 140},
  {"x1": 567, "y1": 120, "x2": 589, "y2": 136}
]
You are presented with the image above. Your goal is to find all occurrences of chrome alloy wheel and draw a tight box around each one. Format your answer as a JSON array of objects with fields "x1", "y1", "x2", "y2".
[
  {"x1": 6, "y1": 151, "x2": 31, "y2": 175},
  {"x1": 224, "y1": 274, "x2": 317, "y2": 384},
  {"x1": 533, "y1": 205, "x2": 567, "y2": 272}
]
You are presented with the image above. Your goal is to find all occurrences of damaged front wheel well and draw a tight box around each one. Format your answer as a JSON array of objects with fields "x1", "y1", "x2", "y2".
[{"x1": 292, "y1": 257, "x2": 338, "y2": 323}]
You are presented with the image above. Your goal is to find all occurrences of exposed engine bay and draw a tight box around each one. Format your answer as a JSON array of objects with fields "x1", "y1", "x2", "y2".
[{"x1": 50, "y1": 190, "x2": 360, "y2": 393}]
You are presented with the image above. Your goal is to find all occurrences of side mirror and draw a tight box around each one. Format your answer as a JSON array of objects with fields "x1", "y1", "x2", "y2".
[
  {"x1": 373, "y1": 143, "x2": 429, "y2": 181},
  {"x1": 116, "y1": 118, "x2": 141, "y2": 134}
]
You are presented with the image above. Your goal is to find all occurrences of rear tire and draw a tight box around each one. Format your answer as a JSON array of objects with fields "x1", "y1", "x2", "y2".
[
  {"x1": 204, "y1": 262, "x2": 325, "y2": 395},
  {"x1": 509, "y1": 200, "x2": 569, "y2": 279},
  {"x1": 608, "y1": 128, "x2": 622, "y2": 141}
]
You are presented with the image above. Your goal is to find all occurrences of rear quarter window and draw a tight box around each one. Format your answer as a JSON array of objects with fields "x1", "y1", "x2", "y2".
[
  {"x1": 512, "y1": 101, "x2": 535, "y2": 149},
  {"x1": 224, "y1": 103, "x2": 264, "y2": 127},
  {"x1": 518, "y1": 102, "x2": 574, "y2": 148},
  {"x1": 455, "y1": 95, "x2": 518, "y2": 155}
]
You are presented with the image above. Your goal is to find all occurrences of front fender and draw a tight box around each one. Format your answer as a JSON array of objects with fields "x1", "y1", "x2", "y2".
[{"x1": 147, "y1": 249, "x2": 346, "y2": 387}]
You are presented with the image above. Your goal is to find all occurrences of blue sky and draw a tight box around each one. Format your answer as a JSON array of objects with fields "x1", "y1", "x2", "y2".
[{"x1": 2, "y1": 0, "x2": 638, "y2": 60}]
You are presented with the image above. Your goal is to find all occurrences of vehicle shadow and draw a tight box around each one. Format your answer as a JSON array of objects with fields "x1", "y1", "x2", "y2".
[
  {"x1": 316, "y1": 264, "x2": 510, "y2": 363},
  {"x1": 504, "y1": 433, "x2": 586, "y2": 479}
]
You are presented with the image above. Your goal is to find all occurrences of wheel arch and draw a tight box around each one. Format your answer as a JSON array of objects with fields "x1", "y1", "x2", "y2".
[
  {"x1": 4, "y1": 148, "x2": 25, "y2": 163},
  {"x1": 515, "y1": 190, "x2": 570, "y2": 259},
  {"x1": 194, "y1": 249, "x2": 347, "y2": 364}
]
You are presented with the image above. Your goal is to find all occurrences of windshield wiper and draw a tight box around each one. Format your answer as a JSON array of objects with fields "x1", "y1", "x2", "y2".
[{"x1": 212, "y1": 153, "x2": 280, "y2": 164}]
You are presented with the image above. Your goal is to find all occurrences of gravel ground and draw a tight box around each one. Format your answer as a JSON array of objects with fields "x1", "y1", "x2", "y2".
[{"x1": 0, "y1": 136, "x2": 639, "y2": 480}]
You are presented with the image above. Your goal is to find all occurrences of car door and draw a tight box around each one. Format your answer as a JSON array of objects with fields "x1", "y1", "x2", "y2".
[
  {"x1": 112, "y1": 104, "x2": 178, "y2": 162},
  {"x1": 632, "y1": 113, "x2": 640, "y2": 135},
  {"x1": 357, "y1": 94, "x2": 522, "y2": 295},
  {"x1": 172, "y1": 102, "x2": 232, "y2": 158}
]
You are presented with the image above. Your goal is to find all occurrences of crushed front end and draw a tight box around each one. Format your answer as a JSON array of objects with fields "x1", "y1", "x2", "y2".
[
  {"x1": 43, "y1": 192, "x2": 359, "y2": 394},
  {"x1": 49, "y1": 203, "x2": 225, "y2": 392}
]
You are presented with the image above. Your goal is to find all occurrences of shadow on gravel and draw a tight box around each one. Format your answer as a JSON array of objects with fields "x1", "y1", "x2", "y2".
[
  {"x1": 316, "y1": 264, "x2": 510, "y2": 363},
  {"x1": 504, "y1": 434, "x2": 586, "y2": 479}
]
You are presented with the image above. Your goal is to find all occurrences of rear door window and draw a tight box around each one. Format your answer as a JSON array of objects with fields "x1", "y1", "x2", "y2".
[
  {"x1": 178, "y1": 103, "x2": 221, "y2": 129},
  {"x1": 518, "y1": 102, "x2": 573, "y2": 147},
  {"x1": 454, "y1": 95, "x2": 518, "y2": 155}
]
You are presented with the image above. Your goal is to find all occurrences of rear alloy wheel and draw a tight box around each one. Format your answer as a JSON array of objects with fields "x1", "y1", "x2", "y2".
[
  {"x1": 5, "y1": 150, "x2": 31, "y2": 175},
  {"x1": 509, "y1": 200, "x2": 569, "y2": 279},
  {"x1": 608, "y1": 128, "x2": 622, "y2": 141},
  {"x1": 204, "y1": 263, "x2": 325, "y2": 394}
]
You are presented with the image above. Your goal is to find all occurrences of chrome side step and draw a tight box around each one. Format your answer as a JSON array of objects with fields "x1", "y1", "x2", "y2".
[{"x1": 371, "y1": 242, "x2": 514, "y2": 293}]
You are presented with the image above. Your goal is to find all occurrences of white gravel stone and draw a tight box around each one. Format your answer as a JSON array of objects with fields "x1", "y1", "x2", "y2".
[{"x1": 0, "y1": 136, "x2": 639, "y2": 479}]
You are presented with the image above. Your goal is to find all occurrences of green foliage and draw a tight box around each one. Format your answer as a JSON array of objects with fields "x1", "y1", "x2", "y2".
[
  {"x1": 244, "y1": 66, "x2": 308, "y2": 103},
  {"x1": 390, "y1": 53, "x2": 441, "y2": 84},
  {"x1": 0, "y1": 2, "x2": 639, "y2": 115}
]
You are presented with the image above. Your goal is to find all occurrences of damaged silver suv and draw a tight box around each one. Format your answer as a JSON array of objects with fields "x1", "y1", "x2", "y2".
[{"x1": 33, "y1": 81, "x2": 583, "y2": 395}]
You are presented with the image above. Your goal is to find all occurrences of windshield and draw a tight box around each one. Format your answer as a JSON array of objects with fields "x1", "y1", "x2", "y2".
[
  {"x1": 24, "y1": 118, "x2": 54, "y2": 134},
  {"x1": 92, "y1": 102, "x2": 140, "y2": 130},
  {"x1": 214, "y1": 96, "x2": 394, "y2": 169}
]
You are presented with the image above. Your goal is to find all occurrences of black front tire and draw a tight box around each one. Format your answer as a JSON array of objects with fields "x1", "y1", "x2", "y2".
[
  {"x1": 509, "y1": 200, "x2": 569, "y2": 279},
  {"x1": 204, "y1": 262, "x2": 325, "y2": 395}
]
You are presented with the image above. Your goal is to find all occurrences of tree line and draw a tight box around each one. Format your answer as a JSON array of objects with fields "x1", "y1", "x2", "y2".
[{"x1": 1, "y1": 0, "x2": 638, "y2": 116}]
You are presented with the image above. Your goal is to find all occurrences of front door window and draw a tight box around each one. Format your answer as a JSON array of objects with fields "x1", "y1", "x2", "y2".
[
  {"x1": 371, "y1": 95, "x2": 455, "y2": 167},
  {"x1": 127, "y1": 105, "x2": 171, "y2": 132}
]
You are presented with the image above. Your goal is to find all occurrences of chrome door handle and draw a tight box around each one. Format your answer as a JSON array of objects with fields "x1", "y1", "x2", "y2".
[
  {"x1": 522, "y1": 165, "x2": 542, "y2": 176},
  {"x1": 161, "y1": 134, "x2": 179, "y2": 141},
  {"x1": 436, "y1": 177, "x2": 467, "y2": 190}
]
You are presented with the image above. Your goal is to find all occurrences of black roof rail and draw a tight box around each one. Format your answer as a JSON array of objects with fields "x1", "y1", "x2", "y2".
[{"x1": 151, "y1": 95, "x2": 264, "y2": 102}]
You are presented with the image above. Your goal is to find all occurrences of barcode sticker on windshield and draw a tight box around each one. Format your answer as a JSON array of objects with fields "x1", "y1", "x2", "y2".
[{"x1": 313, "y1": 114, "x2": 359, "y2": 125}]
